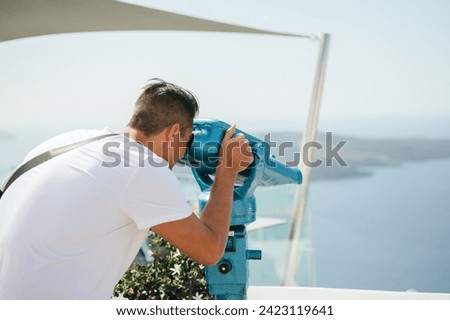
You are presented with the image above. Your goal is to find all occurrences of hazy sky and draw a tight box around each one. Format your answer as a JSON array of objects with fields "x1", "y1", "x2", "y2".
[{"x1": 0, "y1": 0, "x2": 449, "y2": 137}]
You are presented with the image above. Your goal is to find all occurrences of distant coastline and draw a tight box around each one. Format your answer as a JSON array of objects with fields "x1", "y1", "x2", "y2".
[{"x1": 252, "y1": 131, "x2": 450, "y2": 181}]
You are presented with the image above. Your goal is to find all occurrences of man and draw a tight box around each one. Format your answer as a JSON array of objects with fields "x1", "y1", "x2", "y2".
[{"x1": 0, "y1": 79, "x2": 253, "y2": 299}]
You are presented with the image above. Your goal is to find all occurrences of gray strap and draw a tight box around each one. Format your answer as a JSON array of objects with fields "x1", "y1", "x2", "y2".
[{"x1": 0, "y1": 133, "x2": 118, "y2": 197}]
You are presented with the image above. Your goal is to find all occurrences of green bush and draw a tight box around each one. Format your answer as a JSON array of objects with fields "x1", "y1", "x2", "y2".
[{"x1": 113, "y1": 233, "x2": 213, "y2": 300}]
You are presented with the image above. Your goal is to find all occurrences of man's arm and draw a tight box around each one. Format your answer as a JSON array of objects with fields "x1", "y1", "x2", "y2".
[{"x1": 151, "y1": 125, "x2": 253, "y2": 266}]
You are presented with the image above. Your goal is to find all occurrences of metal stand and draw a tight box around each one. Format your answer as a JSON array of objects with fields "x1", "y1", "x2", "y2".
[{"x1": 197, "y1": 191, "x2": 261, "y2": 300}]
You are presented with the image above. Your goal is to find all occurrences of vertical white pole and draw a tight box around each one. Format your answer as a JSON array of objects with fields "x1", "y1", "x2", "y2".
[{"x1": 282, "y1": 33, "x2": 331, "y2": 286}]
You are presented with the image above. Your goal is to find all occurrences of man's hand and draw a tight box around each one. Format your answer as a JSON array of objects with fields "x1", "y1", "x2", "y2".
[{"x1": 217, "y1": 124, "x2": 254, "y2": 175}]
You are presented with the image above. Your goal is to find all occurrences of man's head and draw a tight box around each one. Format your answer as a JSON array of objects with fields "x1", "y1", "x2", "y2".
[
  {"x1": 128, "y1": 78, "x2": 199, "y2": 136},
  {"x1": 126, "y1": 79, "x2": 199, "y2": 168}
]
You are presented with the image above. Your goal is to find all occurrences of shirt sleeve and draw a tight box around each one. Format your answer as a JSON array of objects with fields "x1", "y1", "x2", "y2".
[{"x1": 119, "y1": 164, "x2": 192, "y2": 230}]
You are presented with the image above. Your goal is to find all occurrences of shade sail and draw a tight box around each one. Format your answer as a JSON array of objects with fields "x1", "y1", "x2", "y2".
[{"x1": 0, "y1": 0, "x2": 306, "y2": 42}]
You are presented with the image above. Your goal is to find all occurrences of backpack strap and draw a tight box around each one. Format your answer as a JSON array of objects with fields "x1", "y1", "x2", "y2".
[{"x1": 0, "y1": 133, "x2": 119, "y2": 198}]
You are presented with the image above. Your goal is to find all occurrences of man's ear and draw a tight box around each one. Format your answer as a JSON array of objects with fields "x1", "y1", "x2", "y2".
[{"x1": 167, "y1": 123, "x2": 180, "y2": 142}]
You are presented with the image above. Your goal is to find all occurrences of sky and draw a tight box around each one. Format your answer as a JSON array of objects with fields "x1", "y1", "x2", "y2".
[{"x1": 0, "y1": 0, "x2": 449, "y2": 138}]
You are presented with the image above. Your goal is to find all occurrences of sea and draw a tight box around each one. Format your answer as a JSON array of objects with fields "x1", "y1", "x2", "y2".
[
  {"x1": 248, "y1": 158, "x2": 450, "y2": 294},
  {"x1": 1, "y1": 130, "x2": 449, "y2": 294}
]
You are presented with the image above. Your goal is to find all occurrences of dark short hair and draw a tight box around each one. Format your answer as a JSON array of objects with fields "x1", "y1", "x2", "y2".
[{"x1": 127, "y1": 79, "x2": 199, "y2": 135}]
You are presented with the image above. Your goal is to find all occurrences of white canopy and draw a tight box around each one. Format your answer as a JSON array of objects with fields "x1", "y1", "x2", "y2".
[{"x1": 0, "y1": 0, "x2": 307, "y2": 42}]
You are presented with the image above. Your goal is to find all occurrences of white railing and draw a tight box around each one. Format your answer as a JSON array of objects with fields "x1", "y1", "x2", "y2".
[{"x1": 248, "y1": 286, "x2": 450, "y2": 300}]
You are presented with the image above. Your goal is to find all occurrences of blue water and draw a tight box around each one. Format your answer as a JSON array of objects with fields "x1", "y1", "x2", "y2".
[
  {"x1": 249, "y1": 158, "x2": 450, "y2": 293},
  {"x1": 310, "y1": 159, "x2": 450, "y2": 293},
  {"x1": 1, "y1": 132, "x2": 449, "y2": 293}
]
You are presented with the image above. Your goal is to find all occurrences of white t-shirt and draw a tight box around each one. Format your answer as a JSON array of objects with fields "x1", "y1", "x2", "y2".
[{"x1": 0, "y1": 128, "x2": 192, "y2": 299}]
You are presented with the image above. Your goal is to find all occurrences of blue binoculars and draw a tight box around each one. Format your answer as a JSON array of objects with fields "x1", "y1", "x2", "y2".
[{"x1": 181, "y1": 118, "x2": 302, "y2": 225}]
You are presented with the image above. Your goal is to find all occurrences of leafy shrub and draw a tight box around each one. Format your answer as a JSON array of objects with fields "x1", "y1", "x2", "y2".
[{"x1": 113, "y1": 233, "x2": 212, "y2": 300}]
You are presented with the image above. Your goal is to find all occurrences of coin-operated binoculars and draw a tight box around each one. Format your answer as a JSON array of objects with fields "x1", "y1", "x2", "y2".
[{"x1": 181, "y1": 119, "x2": 302, "y2": 299}]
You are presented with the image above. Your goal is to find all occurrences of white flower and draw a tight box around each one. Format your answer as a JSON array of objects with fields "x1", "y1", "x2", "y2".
[
  {"x1": 192, "y1": 292, "x2": 203, "y2": 300},
  {"x1": 170, "y1": 264, "x2": 181, "y2": 276},
  {"x1": 173, "y1": 249, "x2": 182, "y2": 258}
]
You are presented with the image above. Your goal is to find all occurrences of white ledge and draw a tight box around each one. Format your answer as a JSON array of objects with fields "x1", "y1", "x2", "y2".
[{"x1": 248, "y1": 286, "x2": 450, "y2": 300}]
